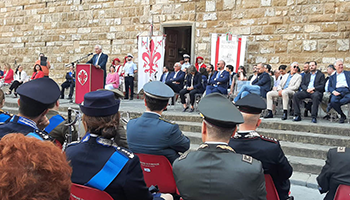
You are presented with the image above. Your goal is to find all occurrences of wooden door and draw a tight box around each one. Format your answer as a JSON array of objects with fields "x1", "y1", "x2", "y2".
[{"x1": 164, "y1": 29, "x2": 178, "y2": 70}]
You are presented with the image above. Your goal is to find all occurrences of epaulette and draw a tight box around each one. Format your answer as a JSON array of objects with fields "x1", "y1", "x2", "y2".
[
  {"x1": 337, "y1": 147, "x2": 346, "y2": 153},
  {"x1": 242, "y1": 154, "x2": 253, "y2": 164},
  {"x1": 159, "y1": 117, "x2": 175, "y2": 124},
  {"x1": 34, "y1": 129, "x2": 52, "y2": 141},
  {"x1": 115, "y1": 146, "x2": 134, "y2": 159},
  {"x1": 260, "y1": 135, "x2": 278, "y2": 143},
  {"x1": 198, "y1": 143, "x2": 209, "y2": 150},
  {"x1": 216, "y1": 145, "x2": 235, "y2": 153},
  {"x1": 178, "y1": 151, "x2": 190, "y2": 161}
]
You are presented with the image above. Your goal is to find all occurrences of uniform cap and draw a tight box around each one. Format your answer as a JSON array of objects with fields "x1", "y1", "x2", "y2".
[
  {"x1": 143, "y1": 81, "x2": 174, "y2": 100},
  {"x1": 80, "y1": 90, "x2": 120, "y2": 117},
  {"x1": 127, "y1": 53, "x2": 133, "y2": 58},
  {"x1": 97, "y1": 88, "x2": 124, "y2": 99},
  {"x1": 183, "y1": 54, "x2": 190, "y2": 58},
  {"x1": 198, "y1": 93, "x2": 244, "y2": 128},
  {"x1": 235, "y1": 93, "x2": 266, "y2": 114}
]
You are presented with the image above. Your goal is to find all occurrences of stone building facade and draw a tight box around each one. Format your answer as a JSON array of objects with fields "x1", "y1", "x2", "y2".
[{"x1": 0, "y1": 0, "x2": 349, "y2": 83}]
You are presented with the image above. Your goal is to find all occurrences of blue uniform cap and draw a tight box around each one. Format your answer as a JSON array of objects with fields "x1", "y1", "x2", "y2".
[
  {"x1": 198, "y1": 93, "x2": 244, "y2": 128},
  {"x1": 143, "y1": 81, "x2": 174, "y2": 100},
  {"x1": 235, "y1": 93, "x2": 267, "y2": 114},
  {"x1": 17, "y1": 77, "x2": 60, "y2": 105},
  {"x1": 80, "y1": 90, "x2": 120, "y2": 117}
]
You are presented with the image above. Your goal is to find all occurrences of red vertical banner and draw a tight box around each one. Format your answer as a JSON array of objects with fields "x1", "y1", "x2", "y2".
[
  {"x1": 236, "y1": 37, "x2": 242, "y2": 73},
  {"x1": 215, "y1": 36, "x2": 220, "y2": 71}
]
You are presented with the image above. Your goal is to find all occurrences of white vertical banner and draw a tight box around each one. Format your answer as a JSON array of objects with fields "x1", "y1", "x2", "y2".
[
  {"x1": 239, "y1": 36, "x2": 248, "y2": 67},
  {"x1": 218, "y1": 34, "x2": 238, "y2": 70},
  {"x1": 137, "y1": 36, "x2": 165, "y2": 93},
  {"x1": 210, "y1": 33, "x2": 218, "y2": 66}
]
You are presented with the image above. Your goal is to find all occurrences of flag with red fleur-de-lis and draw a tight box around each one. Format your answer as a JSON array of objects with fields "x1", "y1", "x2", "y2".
[{"x1": 137, "y1": 36, "x2": 165, "y2": 93}]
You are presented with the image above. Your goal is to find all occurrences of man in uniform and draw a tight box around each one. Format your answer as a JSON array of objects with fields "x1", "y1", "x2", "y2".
[
  {"x1": 46, "y1": 100, "x2": 78, "y2": 146},
  {"x1": 127, "y1": 81, "x2": 190, "y2": 163},
  {"x1": 123, "y1": 53, "x2": 137, "y2": 100},
  {"x1": 0, "y1": 78, "x2": 60, "y2": 141},
  {"x1": 317, "y1": 147, "x2": 350, "y2": 200},
  {"x1": 173, "y1": 93, "x2": 266, "y2": 200},
  {"x1": 229, "y1": 93, "x2": 293, "y2": 200}
]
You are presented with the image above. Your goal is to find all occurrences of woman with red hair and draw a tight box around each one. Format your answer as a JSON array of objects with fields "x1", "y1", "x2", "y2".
[{"x1": 0, "y1": 133, "x2": 72, "y2": 200}]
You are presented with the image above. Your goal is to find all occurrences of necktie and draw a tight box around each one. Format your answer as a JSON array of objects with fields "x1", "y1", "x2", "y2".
[{"x1": 216, "y1": 71, "x2": 221, "y2": 79}]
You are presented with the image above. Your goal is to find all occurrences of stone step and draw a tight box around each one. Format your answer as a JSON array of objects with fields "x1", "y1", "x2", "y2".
[{"x1": 258, "y1": 128, "x2": 350, "y2": 147}]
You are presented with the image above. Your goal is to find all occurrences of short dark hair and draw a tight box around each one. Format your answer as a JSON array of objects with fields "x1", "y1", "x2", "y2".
[
  {"x1": 305, "y1": 62, "x2": 310, "y2": 65},
  {"x1": 199, "y1": 68, "x2": 208, "y2": 77},
  {"x1": 226, "y1": 65, "x2": 234, "y2": 72},
  {"x1": 19, "y1": 99, "x2": 55, "y2": 118},
  {"x1": 278, "y1": 65, "x2": 287, "y2": 70},
  {"x1": 208, "y1": 64, "x2": 214, "y2": 71},
  {"x1": 328, "y1": 64, "x2": 336, "y2": 70},
  {"x1": 206, "y1": 121, "x2": 236, "y2": 141},
  {"x1": 33, "y1": 64, "x2": 42, "y2": 73},
  {"x1": 145, "y1": 95, "x2": 168, "y2": 111},
  {"x1": 297, "y1": 66, "x2": 301, "y2": 73},
  {"x1": 264, "y1": 64, "x2": 272, "y2": 72},
  {"x1": 310, "y1": 61, "x2": 317, "y2": 66}
]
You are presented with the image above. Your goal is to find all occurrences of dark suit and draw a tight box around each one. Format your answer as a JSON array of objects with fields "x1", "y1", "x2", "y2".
[
  {"x1": 206, "y1": 70, "x2": 230, "y2": 95},
  {"x1": 87, "y1": 53, "x2": 109, "y2": 85},
  {"x1": 173, "y1": 143, "x2": 267, "y2": 200},
  {"x1": 252, "y1": 72, "x2": 271, "y2": 98},
  {"x1": 229, "y1": 133, "x2": 293, "y2": 200},
  {"x1": 201, "y1": 75, "x2": 208, "y2": 93},
  {"x1": 65, "y1": 135, "x2": 158, "y2": 200},
  {"x1": 126, "y1": 112, "x2": 190, "y2": 163},
  {"x1": 317, "y1": 147, "x2": 350, "y2": 200},
  {"x1": 179, "y1": 72, "x2": 203, "y2": 106},
  {"x1": 160, "y1": 72, "x2": 173, "y2": 83},
  {"x1": 166, "y1": 70, "x2": 185, "y2": 93},
  {"x1": 328, "y1": 71, "x2": 350, "y2": 116},
  {"x1": 293, "y1": 70, "x2": 325, "y2": 118}
]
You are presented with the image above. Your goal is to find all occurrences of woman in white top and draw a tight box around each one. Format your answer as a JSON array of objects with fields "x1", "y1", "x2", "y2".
[{"x1": 6, "y1": 65, "x2": 28, "y2": 98}]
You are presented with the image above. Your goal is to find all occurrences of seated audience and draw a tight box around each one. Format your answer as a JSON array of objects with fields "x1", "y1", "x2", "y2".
[
  {"x1": 66, "y1": 90, "x2": 172, "y2": 200},
  {"x1": 317, "y1": 147, "x2": 350, "y2": 200},
  {"x1": 5, "y1": 65, "x2": 28, "y2": 98},
  {"x1": 60, "y1": 66, "x2": 75, "y2": 100},
  {"x1": 206, "y1": 60, "x2": 229, "y2": 95},
  {"x1": 105, "y1": 65, "x2": 120, "y2": 90},
  {"x1": 127, "y1": 81, "x2": 190, "y2": 164},
  {"x1": 179, "y1": 66, "x2": 203, "y2": 112},
  {"x1": 166, "y1": 62, "x2": 185, "y2": 94},
  {"x1": 265, "y1": 63, "x2": 302, "y2": 120},
  {"x1": 31, "y1": 64, "x2": 44, "y2": 80},
  {"x1": 173, "y1": 93, "x2": 266, "y2": 200},
  {"x1": 225, "y1": 64, "x2": 236, "y2": 90},
  {"x1": 0, "y1": 133, "x2": 72, "y2": 200},
  {"x1": 328, "y1": 59, "x2": 350, "y2": 123},
  {"x1": 264, "y1": 64, "x2": 274, "y2": 90},
  {"x1": 0, "y1": 89, "x2": 11, "y2": 123},
  {"x1": 160, "y1": 66, "x2": 173, "y2": 83},
  {"x1": 248, "y1": 65, "x2": 258, "y2": 81},
  {"x1": 2, "y1": 63, "x2": 13, "y2": 85},
  {"x1": 292, "y1": 61, "x2": 325, "y2": 123},
  {"x1": 228, "y1": 65, "x2": 247, "y2": 96},
  {"x1": 230, "y1": 94, "x2": 293, "y2": 200},
  {"x1": 195, "y1": 56, "x2": 206, "y2": 71},
  {"x1": 301, "y1": 62, "x2": 312, "y2": 116},
  {"x1": 233, "y1": 63, "x2": 271, "y2": 102},
  {"x1": 321, "y1": 64, "x2": 337, "y2": 120}
]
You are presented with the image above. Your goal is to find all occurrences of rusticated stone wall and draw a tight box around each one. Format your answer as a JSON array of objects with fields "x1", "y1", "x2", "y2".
[{"x1": 0, "y1": 0, "x2": 349, "y2": 83}]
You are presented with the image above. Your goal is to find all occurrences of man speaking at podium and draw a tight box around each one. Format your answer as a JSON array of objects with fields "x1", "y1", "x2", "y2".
[{"x1": 87, "y1": 45, "x2": 108, "y2": 85}]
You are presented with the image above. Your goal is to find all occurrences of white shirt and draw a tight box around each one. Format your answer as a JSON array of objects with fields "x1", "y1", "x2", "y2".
[
  {"x1": 336, "y1": 72, "x2": 348, "y2": 88},
  {"x1": 95, "y1": 53, "x2": 102, "y2": 66}
]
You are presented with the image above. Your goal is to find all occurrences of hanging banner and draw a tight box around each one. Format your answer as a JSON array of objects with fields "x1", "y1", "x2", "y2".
[
  {"x1": 211, "y1": 34, "x2": 247, "y2": 72},
  {"x1": 137, "y1": 36, "x2": 165, "y2": 93}
]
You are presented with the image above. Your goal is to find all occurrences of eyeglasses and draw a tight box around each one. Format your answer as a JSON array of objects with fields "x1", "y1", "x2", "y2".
[
  {"x1": 217, "y1": 63, "x2": 220, "y2": 65},
  {"x1": 293, "y1": 66, "x2": 298, "y2": 69}
]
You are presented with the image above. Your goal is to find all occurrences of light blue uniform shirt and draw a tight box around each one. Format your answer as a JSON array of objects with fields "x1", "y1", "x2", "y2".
[
  {"x1": 283, "y1": 74, "x2": 293, "y2": 89},
  {"x1": 308, "y1": 71, "x2": 317, "y2": 89},
  {"x1": 124, "y1": 61, "x2": 137, "y2": 76},
  {"x1": 336, "y1": 72, "x2": 348, "y2": 88}
]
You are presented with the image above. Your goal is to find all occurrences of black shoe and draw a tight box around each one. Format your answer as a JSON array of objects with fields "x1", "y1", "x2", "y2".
[
  {"x1": 124, "y1": 97, "x2": 129, "y2": 100},
  {"x1": 189, "y1": 108, "x2": 194, "y2": 112},
  {"x1": 264, "y1": 110, "x2": 273, "y2": 118},
  {"x1": 182, "y1": 107, "x2": 189, "y2": 112},
  {"x1": 304, "y1": 109, "x2": 308, "y2": 117},
  {"x1": 323, "y1": 114, "x2": 331, "y2": 120},
  {"x1": 60, "y1": 96, "x2": 64, "y2": 99},
  {"x1": 311, "y1": 118, "x2": 317, "y2": 123},
  {"x1": 129, "y1": 98, "x2": 133, "y2": 101},
  {"x1": 163, "y1": 108, "x2": 168, "y2": 111},
  {"x1": 293, "y1": 115, "x2": 302, "y2": 121},
  {"x1": 281, "y1": 110, "x2": 288, "y2": 120},
  {"x1": 67, "y1": 97, "x2": 72, "y2": 100},
  {"x1": 339, "y1": 115, "x2": 346, "y2": 123}
]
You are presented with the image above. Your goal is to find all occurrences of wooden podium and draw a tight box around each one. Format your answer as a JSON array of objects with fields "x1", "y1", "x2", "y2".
[{"x1": 75, "y1": 64, "x2": 104, "y2": 104}]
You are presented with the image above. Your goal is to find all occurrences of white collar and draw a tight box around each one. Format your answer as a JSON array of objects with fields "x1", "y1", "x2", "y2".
[
  {"x1": 205, "y1": 141, "x2": 228, "y2": 145},
  {"x1": 145, "y1": 111, "x2": 161, "y2": 117}
]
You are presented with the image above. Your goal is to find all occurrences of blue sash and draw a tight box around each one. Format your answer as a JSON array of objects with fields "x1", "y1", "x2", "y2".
[
  {"x1": 83, "y1": 134, "x2": 129, "y2": 191},
  {"x1": 27, "y1": 132, "x2": 44, "y2": 141},
  {"x1": 45, "y1": 114, "x2": 65, "y2": 133},
  {"x1": 0, "y1": 113, "x2": 10, "y2": 123}
]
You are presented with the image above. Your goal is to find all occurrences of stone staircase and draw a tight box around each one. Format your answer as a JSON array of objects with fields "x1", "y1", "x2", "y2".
[{"x1": 3, "y1": 98, "x2": 350, "y2": 188}]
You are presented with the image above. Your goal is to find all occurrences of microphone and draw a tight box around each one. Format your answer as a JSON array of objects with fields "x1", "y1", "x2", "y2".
[{"x1": 88, "y1": 53, "x2": 93, "y2": 56}]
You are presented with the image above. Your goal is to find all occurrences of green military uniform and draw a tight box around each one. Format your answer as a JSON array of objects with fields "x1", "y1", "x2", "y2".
[
  {"x1": 172, "y1": 93, "x2": 267, "y2": 200},
  {"x1": 46, "y1": 109, "x2": 77, "y2": 145}
]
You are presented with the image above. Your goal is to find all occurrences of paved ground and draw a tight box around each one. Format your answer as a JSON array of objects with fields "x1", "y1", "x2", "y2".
[{"x1": 291, "y1": 185, "x2": 325, "y2": 200}]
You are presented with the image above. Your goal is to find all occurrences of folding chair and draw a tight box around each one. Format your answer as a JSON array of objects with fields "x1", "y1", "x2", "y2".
[
  {"x1": 70, "y1": 183, "x2": 113, "y2": 200},
  {"x1": 334, "y1": 184, "x2": 350, "y2": 200},
  {"x1": 264, "y1": 174, "x2": 280, "y2": 200},
  {"x1": 136, "y1": 153, "x2": 177, "y2": 194}
]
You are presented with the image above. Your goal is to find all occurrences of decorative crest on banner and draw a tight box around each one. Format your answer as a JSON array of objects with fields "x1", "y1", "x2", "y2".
[
  {"x1": 78, "y1": 69, "x2": 88, "y2": 86},
  {"x1": 141, "y1": 38, "x2": 163, "y2": 77}
]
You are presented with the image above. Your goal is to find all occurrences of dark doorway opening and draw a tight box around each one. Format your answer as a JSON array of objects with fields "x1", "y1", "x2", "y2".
[{"x1": 164, "y1": 26, "x2": 192, "y2": 70}]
